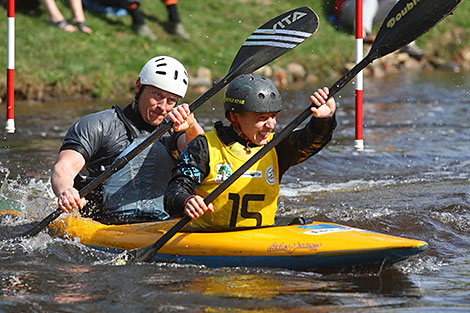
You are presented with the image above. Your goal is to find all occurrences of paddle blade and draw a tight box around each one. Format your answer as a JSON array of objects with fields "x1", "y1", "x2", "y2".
[
  {"x1": 369, "y1": 0, "x2": 463, "y2": 59},
  {"x1": 119, "y1": 245, "x2": 155, "y2": 264},
  {"x1": 228, "y1": 6, "x2": 318, "y2": 77}
]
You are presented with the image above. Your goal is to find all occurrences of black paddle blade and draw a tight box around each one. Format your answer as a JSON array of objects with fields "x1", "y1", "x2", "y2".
[
  {"x1": 119, "y1": 245, "x2": 155, "y2": 264},
  {"x1": 118, "y1": 8, "x2": 320, "y2": 265},
  {"x1": 11, "y1": 8, "x2": 320, "y2": 242},
  {"x1": 369, "y1": 0, "x2": 463, "y2": 59},
  {"x1": 329, "y1": 0, "x2": 463, "y2": 97},
  {"x1": 228, "y1": 6, "x2": 318, "y2": 77}
]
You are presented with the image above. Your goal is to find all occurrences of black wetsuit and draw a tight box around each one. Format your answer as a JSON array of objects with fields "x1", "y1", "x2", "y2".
[{"x1": 60, "y1": 103, "x2": 181, "y2": 223}]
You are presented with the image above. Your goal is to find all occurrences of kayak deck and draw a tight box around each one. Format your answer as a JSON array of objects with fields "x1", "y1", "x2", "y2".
[{"x1": 48, "y1": 213, "x2": 428, "y2": 271}]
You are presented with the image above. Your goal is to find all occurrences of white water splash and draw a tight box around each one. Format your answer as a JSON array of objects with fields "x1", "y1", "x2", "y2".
[
  {"x1": 280, "y1": 179, "x2": 398, "y2": 197},
  {"x1": 431, "y1": 211, "x2": 470, "y2": 232},
  {"x1": 397, "y1": 255, "x2": 446, "y2": 274},
  {"x1": 0, "y1": 166, "x2": 55, "y2": 224}
]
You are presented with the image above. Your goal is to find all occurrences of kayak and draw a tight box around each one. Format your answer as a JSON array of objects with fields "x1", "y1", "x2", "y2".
[{"x1": 47, "y1": 213, "x2": 428, "y2": 271}]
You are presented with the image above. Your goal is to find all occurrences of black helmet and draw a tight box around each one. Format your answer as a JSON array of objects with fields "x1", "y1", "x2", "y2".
[{"x1": 224, "y1": 74, "x2": 282, "y2": 113}]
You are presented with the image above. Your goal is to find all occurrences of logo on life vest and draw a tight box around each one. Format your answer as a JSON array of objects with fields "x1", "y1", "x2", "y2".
[
  {"x1": 265, "y1": 165, "x2": 275, "y2": 185},
  {"x1": 272, "y1": 11, "x2": 307, "y2": 32},
  {"x1": 241, "y1": 170, "x2": 262, "y2": 178},
  {"x1": 386, "y1": 0, "x2": 420, "y2": 28},
  {"x1": 215, "y1": 163, "x2": 232, "y2": 182}
]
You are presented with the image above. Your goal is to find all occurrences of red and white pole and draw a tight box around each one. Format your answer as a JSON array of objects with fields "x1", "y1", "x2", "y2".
[
  {"x1": 354, "y1": 0, "x2": 364, "y2": 150},
  {"x1": 5, "y1": 0, "x2": 15, "y2": 134}
]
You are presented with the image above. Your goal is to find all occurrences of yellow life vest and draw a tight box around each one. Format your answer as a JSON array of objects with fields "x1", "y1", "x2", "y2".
[{"x1": 190, "y1": 129, "x2": 280, "y2": 228}]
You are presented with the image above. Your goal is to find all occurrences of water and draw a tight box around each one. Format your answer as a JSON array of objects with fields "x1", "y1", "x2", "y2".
[{"x1": 1, "y1": 71, "x2": 469, "y2": 312}]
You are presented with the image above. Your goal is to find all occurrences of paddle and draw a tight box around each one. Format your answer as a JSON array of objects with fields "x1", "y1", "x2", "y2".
[
  {"x1": 121, "y1": 0, "x2": 462, "y2": 264},
  {"x1": 12, "y1": 6, "x2": 319, "y2": 239}
]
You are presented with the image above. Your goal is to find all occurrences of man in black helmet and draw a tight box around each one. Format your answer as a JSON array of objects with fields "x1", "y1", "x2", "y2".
[{"x1": 164, "y1": 74, "x2": 336, "y2": 228}]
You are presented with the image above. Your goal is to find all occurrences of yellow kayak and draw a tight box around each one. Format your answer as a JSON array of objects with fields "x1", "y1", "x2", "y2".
[{"x1": 48, "y1": 213, "x2": 428, "y2": 271}]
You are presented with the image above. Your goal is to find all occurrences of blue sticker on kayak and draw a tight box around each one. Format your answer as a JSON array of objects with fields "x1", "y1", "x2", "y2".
[{"x1": 298, "y1": 224, "x2": 364, "y2": 235}]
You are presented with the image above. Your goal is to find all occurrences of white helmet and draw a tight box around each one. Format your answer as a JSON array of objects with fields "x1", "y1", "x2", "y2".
[{"x1": 138, "y1": 56, "x2": 189, "y2": 98}]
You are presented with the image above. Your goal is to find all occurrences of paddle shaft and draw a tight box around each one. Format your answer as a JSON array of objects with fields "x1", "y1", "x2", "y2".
[
  {"x1": 131, "y1": 0, "x2": 465, "y2": 261},
  {"x1": 79, "y1": 77, "x2": 231, "y2": 198},
  {"x1": 20, "y1": 79, "x2": 231, "y2": 238},
  {"x1": 133, "y1": 58, "x2": 372, "y2": 257},
  {"x1": 22, "y1": 7, "x2": 319, "y2": 239}
]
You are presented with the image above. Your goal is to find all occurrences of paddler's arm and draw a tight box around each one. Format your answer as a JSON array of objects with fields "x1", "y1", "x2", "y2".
[
  {"x1": 164, "y1": 135, "x2": 211, "y2": 217},
  {"x1": 276, "y1": 87, "x2": 337, "y2": 178},
  {"x1": 51, "y1": 149, "x2": 87, "y2": 212}
]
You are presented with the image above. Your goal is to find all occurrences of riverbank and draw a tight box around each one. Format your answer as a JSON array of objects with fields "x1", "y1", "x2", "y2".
[{"x1": 0, "y1": 0, "x2": 469, "y2": 103}]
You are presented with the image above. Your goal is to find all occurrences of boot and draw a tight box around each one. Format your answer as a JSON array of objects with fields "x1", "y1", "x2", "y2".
[
  {"x1": 167, "y1": 22, "x2": 190, "y2": 40},
  {"x1": 400, "y1": 42, "x2": 426, "y2": 60},
  {"x1": 132, "y1": 24, "x2": 156, "y2": 40}
]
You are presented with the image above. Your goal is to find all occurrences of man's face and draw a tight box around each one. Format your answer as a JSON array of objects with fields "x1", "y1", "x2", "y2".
[
  {"x1": 136, "y1": 83, "x2": 180, "y2": 126},
  {"x1": 234, "y1": 111, "x2": 278, "y2": 146}
]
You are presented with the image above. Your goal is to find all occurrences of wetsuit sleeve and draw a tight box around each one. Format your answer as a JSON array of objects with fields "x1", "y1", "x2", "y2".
[
  {"x1": 164, "y1": 135, "x2": 210, "y2": 216},
  {"x1": 60, "y1": 112, "x2": 106, "y2": 162},
  {"x1": 276, "y1": 114, "x2": 337, "y2": 178},
  {"x1": 59, "y1": 109, "x2": 128, "y2": 176},
  {"x1": 159, "y1": 129, "x2": 184, "y2": 160}
]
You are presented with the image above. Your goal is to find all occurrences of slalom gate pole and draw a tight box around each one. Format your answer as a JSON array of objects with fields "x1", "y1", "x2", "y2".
[
  {"x1": 5, "y1": 0, "x2": 15, "y2": 134},
  {"x1": 354, "y1": 0, "x2": 364, "y2": 150}
]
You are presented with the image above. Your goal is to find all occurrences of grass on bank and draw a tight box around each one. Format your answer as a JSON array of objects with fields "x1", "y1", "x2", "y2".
[{"x1": 0, "y1": 0, "x2": 469, "y2": 102}]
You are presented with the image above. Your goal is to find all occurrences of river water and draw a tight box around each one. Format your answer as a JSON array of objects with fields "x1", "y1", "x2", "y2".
[{"x1": 0, "y1": 71, "x2": 469, "y2": 312}]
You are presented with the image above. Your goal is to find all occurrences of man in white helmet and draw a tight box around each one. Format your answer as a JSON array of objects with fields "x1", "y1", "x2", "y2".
[{"x1": 51, "y1": 56, "x2": 204, "y2": 224}]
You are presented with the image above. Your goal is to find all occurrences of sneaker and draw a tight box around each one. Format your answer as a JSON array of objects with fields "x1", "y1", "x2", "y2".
[
  {"x1": 132, "y1": 24, "x2": 156, "y2": 40},
  {"x1": 400, "y1": 42, "x2": 426, "y2": 60},
  {"x1": 363, "y1": 31, "x2": 375, "y2": 44},
  {"x1": 167, "y1": 22, "x2": 190, "y2": 40},
  {"x1": 364, "y1": 34, "x2": 376, "y2": 44}
]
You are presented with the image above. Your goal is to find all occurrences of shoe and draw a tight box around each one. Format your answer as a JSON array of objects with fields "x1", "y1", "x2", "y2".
[
  {"x1": 167, "y1": 22, "x2": 190, "y2": 40},
  {"x1": 105, "y1": 7, "x2": 127, "y2": 18},
  {"x1": 132, "y1": 24, "x2": 156, "y2": 40},
  {"x1": 364, "y1": 34, "x2": 375, "y2": 44},
  {"x1": 363, "y1": 30, "x2": 375, "y2": 44},
  {"x1": 47, "y1": 20, "x2": 77, "y2": 33},
  {"x1": 400, "y1": 42, "x2": 426, "y2": 60},
  {"x1": 71, "y1": 20, "x2": 92, "y2": 34},
  {"x1": 82, "y1": 0, "x2": 127, "y2": 18}
]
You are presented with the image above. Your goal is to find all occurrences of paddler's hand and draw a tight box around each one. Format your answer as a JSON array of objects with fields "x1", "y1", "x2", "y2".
[
  {"x1": 310, "y1": 87, "x2": 336, "y2": 118},
  {"x1": 58, "y1": 187, "x2": 87, "y2": 213},
  {"x1": 168, "y1": 103, "x2": 196, "y2": 132},
  {"x1": 184, "y1": 195, "x2": 214, "y2": 220}
]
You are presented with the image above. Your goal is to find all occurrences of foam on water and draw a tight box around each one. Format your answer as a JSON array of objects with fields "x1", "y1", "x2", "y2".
[
  {"x1": 398, "y1": 256, "x2": 448, "y2": 274},
  {"x1": 280, "y1": 178, "x2": 401, "y2": 197},
  {"x1": 430, "y1": 210, "x2": 470, "y2": 232},
  {"x1": 0, "y1": 167, "x2": 55, "y2": 223}
]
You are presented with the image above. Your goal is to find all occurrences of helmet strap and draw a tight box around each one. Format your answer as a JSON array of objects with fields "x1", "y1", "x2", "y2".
[
  {"x1": 133, "y1": 85, "x2": 146, "y2": 114},
  {"x1": 227, "y1": 111, "x2": 254, "y2": 149}
]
